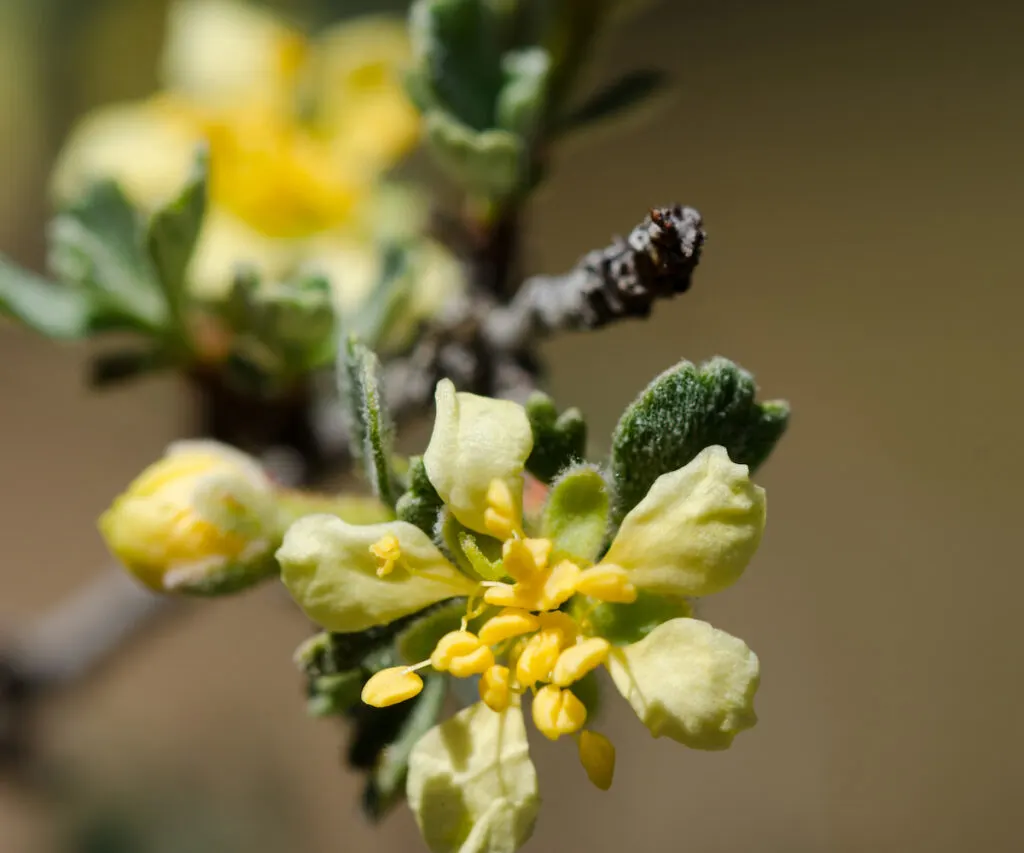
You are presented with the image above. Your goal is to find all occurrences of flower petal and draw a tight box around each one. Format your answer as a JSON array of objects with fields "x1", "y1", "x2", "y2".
[
  {"x1": 277, "y1": 515, "x2": 477, "y2": 632},
  {"x1": 423, "y1": 380, "x2": 533, "y2": 535},
  {"x1": 162, "y1": 0, "x2": 306, "y2": 112},
  {"x1": 51, "y1": 99, "x2": 198, "y2": 208},
  {"x1": 604, "y1": 445, "x2": 766, "y2": 597},
  {"x1": 407, "y1": 702, "x2": 539, "y2": 853},
  {"x1": 607, "y1": 617, "x2": 759, "y2": 750}
]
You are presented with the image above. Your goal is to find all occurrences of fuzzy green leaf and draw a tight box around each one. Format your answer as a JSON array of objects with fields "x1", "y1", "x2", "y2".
[
  {"x1": 396, "y1": 455, "x2": 445, "y2": 536},
  {"x1": 557, "y1": 68, "x2": 668, "y2": 135},
  {"x1": 344, "y1": 244, "x2": 413, "y2": 350},
  {"x1": 424, "y1": 111, "x2": 526, "y2": 200},
  {"x1": 524, "y1": 391, "x2": 587, "y2": 483},
  {"x1": 0, "y1": 256, "x2": 91, "y2": 338},
  {"x1": 541, "y1": 464, "x2": 608, "y2": 563},
  {"x1": 307, "y1": 670, "x2": 364, "y2": 717},
  {"x1": 48, "y1": 180, "x2": 166, "y2": 331},
  {"x1": 609, "y1": 357, "x2": 789, "y2": 526},
  {"x1": 147, "y1": 149, "x2": 207, "y2": 326},
  {"x1": 497, "y1": 47, "x2": 551, "y2": 138},
  {"x1": 340, "y1": 337, "x2": 398, "y2": 507}
]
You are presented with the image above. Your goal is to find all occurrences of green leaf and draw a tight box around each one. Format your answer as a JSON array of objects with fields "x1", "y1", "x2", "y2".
[
  {"x1": 340, "y1": 337, "x2": 398, "y2": 507},
  {"x1": 396, "y1": 455, "x2": 445, "y2": 536},
  {"x1": 496, "y1": 47, "x2": 551, "y2": 138},
  {"x1": 424, "y1": 111, "x2": 526, "y2": 200},
  {"x1": 395, "y1": 599, "x2": 467, "y2": 665},
  {"x1": 147, "y1": 148, "x2": 207, "y2": 327},
  {"x1": 577, "y1": 590, "x2": 693, "y2": 646},
  {"x1": 0, "y1": 256, "x2": 91, "y2": 338},
  {"x1": 89, "y1": 347, "x2": 170, "y2": 387},
  {"x1": 541, "y1": 464, "x2": 609, "y2": 563},
  {"x1": 364, "y1": 673, "x2": 447, "y2": 821},
  {"x1": 524, "y1": 391, "x2": 587, "y2": 483},
  {"x1": 48, "y1": 180, "x2": 166, "y2": 330},
  {"x1": 609, "y1": 356, "x2": 789, "y2": 526},
  {"x1": 557, "y1": 68, "x2": 668, "y2": 135},
  {"x1": 410, "y1": 0, "x2": 506, "y2": 130}
]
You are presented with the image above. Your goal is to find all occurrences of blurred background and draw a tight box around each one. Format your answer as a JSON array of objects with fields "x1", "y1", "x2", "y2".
[{"x1": 2, "y1": 0, "x2": 1023, "y2": 851}]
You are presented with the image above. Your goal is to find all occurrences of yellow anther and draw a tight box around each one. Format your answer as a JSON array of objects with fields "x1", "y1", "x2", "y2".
[
  {"x1": 537, "y1": 611, "x2": 581, "y2": 645},
  {"x1": 523, "y1": 538, "x2": 553, "y2": 570},
  {"x1": 448, "y1": 644, "x2": 495, "y2": 678},
  {"x1": 361, "y1": 666, "x2": 424, "y2": 708},
  {"x1": 369, "y1": 533, "x2": 401, "y2": 578},
  {"x1": 484, "y1": 478, "x2": 521, "y2": 540},
  {"x1": 501, "y1": 538, "x2": 543, "y2": 583},
  {"x1": 540, "y1": 560, "x2": 582, "y2": 610},
  {"x1": 430, "y1": 630, "x2": 482, "y2": 671},
  {"x1": 552, "y1": 638, "x2": 611, "y2": 687},
  {"x1": 574, "y1": 564, "x2": 637, "y2": 603},
  {"x1": 577, "y1": 730, "x2": 616, "y2": 790},
  {"x1": 478, "y1": 608, "x2": 539, "y2": 646},
  {"x1": 479, "y1": 664, "x2": 512, "y2": 712},
  {"x1": 483, "y1": 582, "x2": 541, "y2": 610},
  {"x1": 531, "y1": 684, "x2": 587, "y2": 741},
  {"x1": 515, "y1": 629, "x2": 562, "y2": 687}
]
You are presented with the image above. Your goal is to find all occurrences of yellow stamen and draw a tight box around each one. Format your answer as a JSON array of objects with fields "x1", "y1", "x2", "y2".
[
  {"x1": 532, "y1": 684, "x2": 587, "y2": 740},
  {"x1": 515, "y1": 629, "x2": 562, "y2": 687},
  {"x1": 523, "y1": 538, "x2": 553, "y2": 570},
  {"x1": 369, "y1": 533, "x2": 401, "y2": 578},
  {"x1": 574, "y1": 564, "x2": 637, "y2": 603},
  {"x1": 484, "y1": 478, "x2": 521, "y2": 540},
  {"x1": 552, "y1": 638, "x2": 611, "y2": 687},
  {"x1": 540, "y1": 559, "x2": 582, "y2": 610},
  {"x1": 479, "y1": 664, "x2": 512, "y2": 712},
  {"x1": 361, "y1": 666, "x2": 424, "y2": 707},
  {"x1": 577, "y1": 730, "x2": 616, "y2": 790},
  {"x1": 429, "y1": 630, "x2": 482, "y2": 671},
  {"x1": 448, "y1": 644, "x2": 495, "y2": 678},
  {"x1": 483, "y1": 581, "x2": 541, "y2": 610},
  {"x1": 537, "y1": 611, "x2": 581, "y2": 645},
  {"x1": 478, "y1": 608, "x2": 540, "y2": 646},
  {"x1": 502, "y1": 538, "x2": 543, "y2": 583}
]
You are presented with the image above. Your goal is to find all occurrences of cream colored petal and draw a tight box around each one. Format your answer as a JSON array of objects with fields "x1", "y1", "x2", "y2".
[
  {"x1": 407, "y1": 702, "x2": 539, "y2": 853},
  {"x1": 51, "y1": 99, "x2": 199, "y2": 208},
  {"x1": 188, "y1": 208, "x2": 299, "y2": 301},
  {"x1": 423, "y1": 380, "x2": 534, "y2": 535},
  {"x1": 607, "y1": 617, "x2": 759, "y2": 750},
  {"x1": 277, "y1": 515, "x2": 477, "y2": 632},
  {"x1": 604, "y1": 445, "x2": 766, "y2": 597},
  {"x1": 162, "y1": 0, "x2": 306, "y2": 111}
]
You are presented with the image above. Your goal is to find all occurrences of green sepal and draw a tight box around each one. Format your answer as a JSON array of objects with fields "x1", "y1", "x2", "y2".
[
  {"x1": 541, "y1": 464, "x2": 608, "y2": 564},
  {"x1": 147, "y1": 147, "x2": 207, "y2": 330},
  {"x1": 169, "y1": 553, "x2": 280, "y2": 597},
  {"x1": 363, "y1": 674, "x2": 448, "y2": 821},
  {"x1": 524, "y1": 391, "x2": 587, "y2": 483},
  {"x1": 396, "y1": 455, "x2": 445, "y2": 536},
  {"x1": 556, "y1": 68, "x2": 668, "y2": 136},
  {"x1": 340, "y1": 337, "x2": 399, "y2": 508},
  {"x1": 438, "y1": 511, "x2": 505, "y2": 581},
  {"x1": 609, "y1": 356, "x2": 789, "y2": 526},
  {"x1": 0, "y1": 256, "x2": 91, "y2": 338},
  {"x1": 576, "y1": 590, "x2": 693, "y2": 646},
  {"x1": 48, "y1": 180, "x2": 166, "y2": 332}
]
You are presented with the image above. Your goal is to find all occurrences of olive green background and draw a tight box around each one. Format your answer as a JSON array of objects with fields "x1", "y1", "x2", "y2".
[{"x1": 2, "y1": 0, "x2": 1023, "y2": 850}]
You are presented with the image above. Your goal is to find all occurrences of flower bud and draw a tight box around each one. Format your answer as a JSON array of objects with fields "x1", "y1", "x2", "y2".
[{"x1": 99, "y1": 440, "x2": 280, "y2": 594}]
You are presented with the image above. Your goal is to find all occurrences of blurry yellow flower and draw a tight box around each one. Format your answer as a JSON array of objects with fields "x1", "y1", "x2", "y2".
[
  {"x1": 53, "y1": 0, "x2": 421, "y2": 301},
  {"x1": 100, "y1": 440, "x2": 279, "y2": 593}
]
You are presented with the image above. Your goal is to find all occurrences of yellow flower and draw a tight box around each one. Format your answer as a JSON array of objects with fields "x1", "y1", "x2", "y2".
[
  {"x1": 100, "y1": 440, "x2": 279, "y2": 593},
  {"x1": 277, "y1": 382, "x2": 768, "y2": 853},
  {"x1": 52, "y1": 0, "x2": 421, "y2": 301}
]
